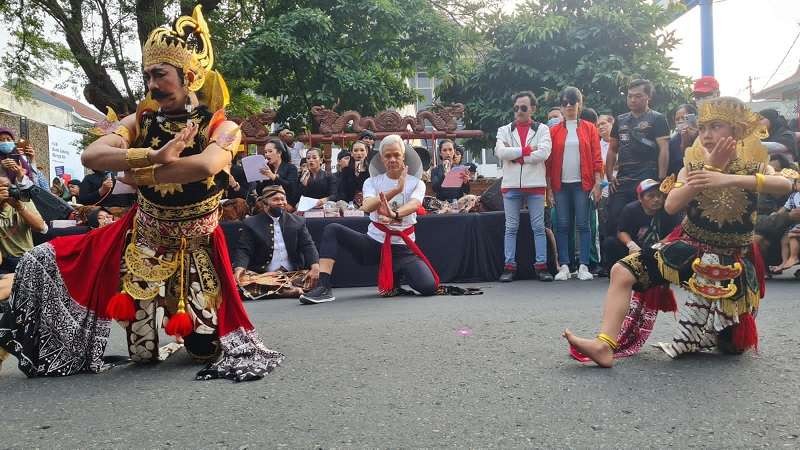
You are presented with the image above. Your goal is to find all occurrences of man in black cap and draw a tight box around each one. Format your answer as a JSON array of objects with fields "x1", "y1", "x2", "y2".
[
  {"x1": 232, "y1": 185, "x2": 320, "y2": 299},
  {"x1": 359, "y1": 130, "x2": 378, "y2": 163}
]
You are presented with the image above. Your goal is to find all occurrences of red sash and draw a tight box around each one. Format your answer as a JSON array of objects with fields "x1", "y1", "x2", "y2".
[{"x1": 372, "y1": 222, "x2": 440, "y2": 295}]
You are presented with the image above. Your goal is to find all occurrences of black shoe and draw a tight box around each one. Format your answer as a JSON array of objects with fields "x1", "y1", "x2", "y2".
[
  {"x1": 299, "y1": 286, "x2": 336, "y2": 304},
  {"x1": 499, "y1": 270, "x2": 515, "y2": 282},
  {"x1": 537, "y1": 271, "x2": 554, "y2": 282}
]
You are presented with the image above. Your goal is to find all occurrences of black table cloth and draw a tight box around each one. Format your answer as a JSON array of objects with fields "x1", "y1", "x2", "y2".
[{"x1": 223, "y1": 211, "x2": 555, "y2": 287}]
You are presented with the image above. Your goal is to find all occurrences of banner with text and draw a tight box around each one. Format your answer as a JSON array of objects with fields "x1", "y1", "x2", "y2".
[{"x1": 47, "y1": 126, "x2": 85, "y2": 182}]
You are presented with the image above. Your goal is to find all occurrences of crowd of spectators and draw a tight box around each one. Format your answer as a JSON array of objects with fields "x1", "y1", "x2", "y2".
[{"x1": 2, "y1": 74, "x2": 800, "y2": 306}]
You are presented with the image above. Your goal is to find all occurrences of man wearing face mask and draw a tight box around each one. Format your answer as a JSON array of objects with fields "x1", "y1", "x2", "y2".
[{"x1": 233, "y1": 185, "x2": 320, "y2": 299}]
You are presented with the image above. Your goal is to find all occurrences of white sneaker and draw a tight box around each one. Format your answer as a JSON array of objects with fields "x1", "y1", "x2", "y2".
[
  {"x1": 577, "y1": 264, "x2": 594, "y2": 281},
  {"x1": 554, "y1": 264, "x2": 571, "y2": 281}
]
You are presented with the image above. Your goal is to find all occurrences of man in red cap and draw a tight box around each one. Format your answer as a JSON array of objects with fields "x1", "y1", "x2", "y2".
[{"x1": 692, "y1": 76, "x2": 720, "y2": 102}]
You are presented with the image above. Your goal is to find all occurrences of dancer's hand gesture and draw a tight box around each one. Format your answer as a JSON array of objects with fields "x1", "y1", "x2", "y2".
[
  {"x1": 150, "y1": 122, "x2": 198, "y2": 165},
  {"x1": 377, "y1": 192, "x2": 399, "y2": 223},
  {"x1": 703, "y1": 136, "x2": 736, "y2": 172}
]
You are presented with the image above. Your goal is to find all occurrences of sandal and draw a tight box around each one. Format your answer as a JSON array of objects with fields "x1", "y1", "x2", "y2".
[{"x1": 769, "y1": 265, "x2": 784, "y2": 275}]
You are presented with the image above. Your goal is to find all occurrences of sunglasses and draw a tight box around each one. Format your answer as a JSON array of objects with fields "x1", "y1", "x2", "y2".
[
  {"x1": 513, "y1": 105, "x2": 529, "y2": 113},
  {"x1": 560, "y1": 100, "x2": 579, "y2": 107}
]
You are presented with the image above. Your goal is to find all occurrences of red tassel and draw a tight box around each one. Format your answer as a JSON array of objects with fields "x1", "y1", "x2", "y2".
[
  {"x1": 106, "y1": 292, "x2": 136, "y2": 321},
  {"x1": 416, "y1": 205, "x2": 427, "y2": 216},
  {"x1": 732, "y1": 313, "x2": 758, "y2": 351},
  {"x1": 165, "y1": 311, "x2": 194, "y2": 337},
  {"x1": 641, "y1": 285, "x2": 677, "y2": 313}
]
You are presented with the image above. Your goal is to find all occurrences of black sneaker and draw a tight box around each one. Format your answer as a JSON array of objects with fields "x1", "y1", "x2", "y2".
[
  {"x1": 299, "y1": 286, "x2": 335, "y2": 304},
  {"x1": 537, "y1": 271, "x2": 554, "y2": 282},
  {"x1": 499, "y1": 269, "x2": 515, "y2": 282}
]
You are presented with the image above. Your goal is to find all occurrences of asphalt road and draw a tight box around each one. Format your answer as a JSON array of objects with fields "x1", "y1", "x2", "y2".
[{"x1": 2, "y1": 277, "x2": 800, "y2": 449}]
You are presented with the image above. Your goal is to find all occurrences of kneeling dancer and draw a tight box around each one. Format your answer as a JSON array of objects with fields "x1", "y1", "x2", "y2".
[
  {"x1": 0, "y1": 6, "x2": 283, "y2": 381},
  {"x1": 300, "y1": 134, "x2": 439, "y2": 304},
  {"x1": 564, "y1": 97, "x2": 792, "y2": 366}
]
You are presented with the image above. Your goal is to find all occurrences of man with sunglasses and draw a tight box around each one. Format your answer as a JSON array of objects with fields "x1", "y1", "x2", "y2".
[
  {"x1": 604, "y1": 79, "x2": 670, "y2": 242},
  {"x1": 496, "y1": 91, "x2": 553, "y2": 282}
]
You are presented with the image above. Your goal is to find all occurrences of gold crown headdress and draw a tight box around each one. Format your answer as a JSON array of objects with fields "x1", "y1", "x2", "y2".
[
  {"x1": 141, "y1": 5, "x2": 228, "y2": 111},
  {"x1": 697, "y1": 97, "x2": 768, "y2": 141},
  {"x1": 685, "y1": 97, "x2": 769, "y2": 167}
]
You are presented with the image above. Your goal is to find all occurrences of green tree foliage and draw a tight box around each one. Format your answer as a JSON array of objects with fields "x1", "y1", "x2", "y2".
[
  {"x1": 438, "y1": 0, "x2": 692, "y2": 142},
  {"x1": 219, "y1": 0, "x2": 466, "y2": 130}
]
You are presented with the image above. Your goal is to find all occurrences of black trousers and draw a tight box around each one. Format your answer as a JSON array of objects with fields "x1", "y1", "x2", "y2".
[
  {"x1": 601, "y1": 236, "x2": 630, "y2": 271},
  {"x1": 320, "y1": 223, "x2": 437, "y2": 296},
  {"x1": 605, "y1": 181, "x2": 639, "y2": 240}
]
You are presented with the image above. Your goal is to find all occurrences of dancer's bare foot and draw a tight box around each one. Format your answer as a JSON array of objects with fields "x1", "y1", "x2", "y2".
[{"x1": 563, "y1": 329, "x2": 614, "y2": 368}]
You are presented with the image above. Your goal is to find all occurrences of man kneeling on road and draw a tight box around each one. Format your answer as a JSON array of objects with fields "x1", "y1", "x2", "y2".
[{"x1": 300, "y1": 134, "x2": 439, "y2": 304}]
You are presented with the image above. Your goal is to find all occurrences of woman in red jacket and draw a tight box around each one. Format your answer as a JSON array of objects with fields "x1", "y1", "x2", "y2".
[{"x1": 547, "y1": 87, "x2": 604, "y2": 281}]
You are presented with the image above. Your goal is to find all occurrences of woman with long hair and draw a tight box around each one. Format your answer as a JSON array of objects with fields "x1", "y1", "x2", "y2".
[
  {"x1": 546, "y1": 87, "x2": 603, "y2": 281},
  {"x1": 300, "y1": 148, "x2": 336, "y2": 207},
  {"x1": 337, "y1": 141, "x2": 371, "y2": 205},
  {"x1": 257, "y1": 138, "x2": 300, "y2": 207}
]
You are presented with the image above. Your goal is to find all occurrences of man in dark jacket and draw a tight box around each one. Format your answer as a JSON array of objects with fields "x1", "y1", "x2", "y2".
[
  {"x1": 232, "y1": 185, "x2": 320, "y2": 299},
  {"x1": 78, "y1": 170, "x2": 136, "y2": 210}
]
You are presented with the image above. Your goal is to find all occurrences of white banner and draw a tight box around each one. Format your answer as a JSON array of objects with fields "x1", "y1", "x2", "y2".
[{"x1": 47, "y1": 126, "x2": 85, "y2": 182}]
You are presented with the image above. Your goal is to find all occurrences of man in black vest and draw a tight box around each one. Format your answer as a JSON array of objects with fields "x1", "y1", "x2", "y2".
[{"x1": 233, "y1": 185, "x2": 320, "y2": 299}]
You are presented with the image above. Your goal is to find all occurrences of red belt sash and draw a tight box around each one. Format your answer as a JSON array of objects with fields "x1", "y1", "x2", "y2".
[{"x1": 372, "y1": 222, "x2": 440, "y2": 294}]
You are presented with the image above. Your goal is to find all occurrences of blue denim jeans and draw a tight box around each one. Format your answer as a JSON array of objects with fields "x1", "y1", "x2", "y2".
[
  {"x1": 502, "y1": 190, "x2": 547, "y2": 267},
  {"x1": 554, "y1": 182, "x2": 592, "y2": 266}
]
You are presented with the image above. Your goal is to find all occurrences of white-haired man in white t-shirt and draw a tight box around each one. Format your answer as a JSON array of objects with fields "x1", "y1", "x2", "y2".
[{"x1": 300, "y1": 134, "x2": 439, "y2": 304}]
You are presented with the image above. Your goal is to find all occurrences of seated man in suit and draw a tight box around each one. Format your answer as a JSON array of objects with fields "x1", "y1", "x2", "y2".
[{"x1": 233, "y1": 185, "x2": 320, "y2": 299}]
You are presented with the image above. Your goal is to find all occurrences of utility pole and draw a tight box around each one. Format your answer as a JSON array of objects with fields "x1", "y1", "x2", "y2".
[{"x1": 699, "y1": 0, "x2": 714, "y2": 76}]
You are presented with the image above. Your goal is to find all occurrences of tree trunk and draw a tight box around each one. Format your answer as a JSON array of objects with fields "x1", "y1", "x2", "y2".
[{"x1": 135, "y1": 0, "x2": 167, "y2": 47}]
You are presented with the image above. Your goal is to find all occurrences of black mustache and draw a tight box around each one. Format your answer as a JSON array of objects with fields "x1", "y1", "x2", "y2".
[{"x1": 150, "y1": 90, "x2": 170, "y2": 100}]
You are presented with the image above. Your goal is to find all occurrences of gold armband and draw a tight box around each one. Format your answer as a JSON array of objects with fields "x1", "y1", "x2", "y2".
[
  {"x1": 126, "y1": 148, "x2": 152, "y2": 168},
  {"x1": 660, "y1": 174, "x2": 685, "y2": 193},
  {"x1": 703, "y1": 164, "x2": 723, "y2": 173},
  {"x1": 755, "y1": 173, "x2": 765, "y2": 193},
  {"x1": 113, "y1": 125, "x2": 132, "y2": 144},
  {"x1": 133, "y1": 166, "x2": 157, "y2": 186}
]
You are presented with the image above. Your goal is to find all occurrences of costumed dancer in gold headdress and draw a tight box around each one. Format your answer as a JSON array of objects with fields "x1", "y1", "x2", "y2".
[
  {"x1": 0, "y1": 6, "x2": 283, "y2": 381},
  {"x1": 563, "y1": 97, "x2": 794, "y2": 367}
]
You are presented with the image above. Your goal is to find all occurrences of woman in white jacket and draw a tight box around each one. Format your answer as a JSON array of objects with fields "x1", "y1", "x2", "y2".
[{"x1": 495, "y1": 91, "x2": 553, "y2": 282}]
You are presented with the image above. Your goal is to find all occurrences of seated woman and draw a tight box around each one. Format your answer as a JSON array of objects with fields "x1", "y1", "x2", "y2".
[
  {"x1": 299, "y1": 148, "x2": 335, "y2": 208},
  {"x1": 336, "y1": 141, "x2": 371, "y2": 205},
  {"x1": 453, "y1": 145, "x2": 478, "y2": 174},
  {"x1": 256, "y1": 138, "x2": 300, "y2": 208},
  {"x1": 51, "y1": 177, "x2": 72, "y2": 201},
  {"x1": 85, "y1": 206, "x2": 115, "y2": 228},
  {"x1": 430, "y1": 139, "x2": 471, "y2": 201},
  {"x1": 564, "y1": 97, "x2": 793, "y2": 366},
  {"x1": 760, "y1": 108, "x2": 798, "y2": 159}
]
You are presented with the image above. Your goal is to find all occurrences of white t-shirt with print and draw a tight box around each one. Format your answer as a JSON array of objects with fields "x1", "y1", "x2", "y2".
[{"x1": 362, "y1": 173, "x2": 426, "y2": 245}]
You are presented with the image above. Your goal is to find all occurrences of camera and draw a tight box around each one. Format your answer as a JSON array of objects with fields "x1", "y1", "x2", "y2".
[{"x1": 7, "y1": 184, "x2": 31, "y2": 202}]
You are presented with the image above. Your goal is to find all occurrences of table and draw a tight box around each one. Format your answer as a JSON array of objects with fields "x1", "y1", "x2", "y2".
[{"x1": 222, "y1": 212, "x2": 555, "y2": 287}]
